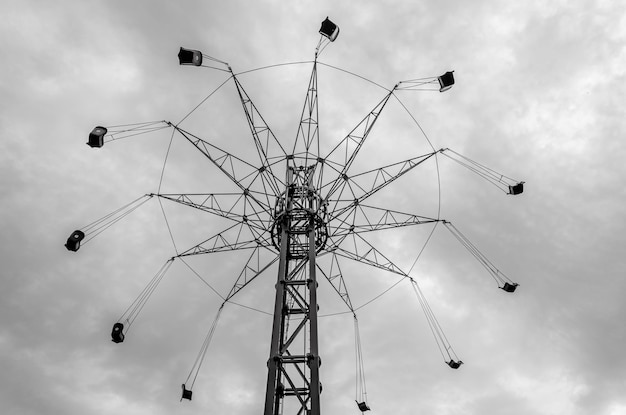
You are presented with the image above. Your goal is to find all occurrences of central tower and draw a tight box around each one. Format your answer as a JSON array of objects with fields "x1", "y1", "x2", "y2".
[{"x1": 265, "y1": 164, "x2": 328, "y2": 415}]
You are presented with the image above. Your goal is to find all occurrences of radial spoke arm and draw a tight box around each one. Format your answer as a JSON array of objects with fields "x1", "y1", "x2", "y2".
[
  {"x1": 325, "y1": 233, "x2": 407, "y2": 276},
  {"x1": 176, "y1": 222, "x2": 273, "y2": 257},
  {"x1": 315, "y1": 252, "x2": 355, "y2": 312},
  {"x1": 155, "y1": 192, "x2": 272, "y2": 233},
  {"x1": 329, "y1": 204, "x2": 440, "y2": 237},
  {"x1": 232, "y1": 75, "x2": 288, "y2": 196},
  {"x1": 291, "y1": 60, "x2": 320, "y2": 167},
  {"x1": 225, "y1": 247, "x2": 279, "y2": 301},
  {"x1": 323, "y1": 90, "x2": 395, "y2": 199},
  {"x1": 325, "y1": 151, "x2": 438, "y2": 220},
  {"x1": 170, "y1": 124, "x2": 275, "y2": 210}
]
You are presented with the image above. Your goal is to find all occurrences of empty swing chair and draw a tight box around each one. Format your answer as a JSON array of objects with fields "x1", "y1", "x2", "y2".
[
  {"x1": 319, "y1": 17, "x2": 340, "y2": 42},
  {"x1": 178, "y1": 47, "x2": 203, "y2": 66},
  {"x1": 65, "y1": 230, "x2": 85, "y2": 252},
  {"x1": 447, "y1": 360, "x2": 464, "y2": 369},
  {"x1": 508, "y1": 182, "x2": 525, "y2": 195},
  {"x1": 181, "y1": 384, "x2": 193, "y2": 401},
  {"x1": 111, "y1": 322, "x2": 125, "y2": 343},
  {"x1": 501, "y1": 282, "x2": 519, "y2": 293},
  {"x1": 438, "y1": 71, "x2": 455, "y2": 92},
  {"x1": 356, "y1": 401, "x2": 371, "y2": 412},
  {"x1": 88, "y1": 126, "x2": 107, "y2": 148}
]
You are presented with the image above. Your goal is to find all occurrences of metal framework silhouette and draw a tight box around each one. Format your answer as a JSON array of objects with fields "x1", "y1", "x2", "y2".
[{"x1": 69, "y1": 17, "x2": 523, "y2": 415}]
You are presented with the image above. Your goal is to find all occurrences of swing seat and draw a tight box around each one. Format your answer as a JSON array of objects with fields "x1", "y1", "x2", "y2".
[
  {"x1": 88, "y1": 126, "x2": 107, "y2": 148},
  {"x1": 178, "y1": 47, "x2": 203, "y2": 66},
  {"x1": 447, "y1": 360, "x2": 463, "y2": 369},
  {"x1": 501, "y1": 282, "x2": 519, "y2": 293},
  {"x1": 438, "y1": 71, "x2": 455, "y2": 92},
  {"x1": 181, "y1": 384, "x2": 193, "y2": 401},
  {"x1": 319, "y1": 17, "x2": 340, "y2": 42},
  {"x1": 111, "y1": 322, "x2": 125, "y2": 343},
  {"x1": 65, "y1": 230, "x2": 85, "y2": 252},
  {"x1": 508, "y1": 182, "x2": 524, "y2": 195},
  {"x1": 356, "y1": 401, "x2": 371, "y2": 412}
]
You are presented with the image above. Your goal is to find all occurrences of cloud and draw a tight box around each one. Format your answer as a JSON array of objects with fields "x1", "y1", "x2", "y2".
[{"x1": 1, "y1": 1, "x2": 625, "y2": 415}]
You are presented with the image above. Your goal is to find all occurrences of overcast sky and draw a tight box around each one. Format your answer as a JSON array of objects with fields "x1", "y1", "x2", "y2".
[{"x1": 1, "y1": 1, "x2": 625, "y2": 415}]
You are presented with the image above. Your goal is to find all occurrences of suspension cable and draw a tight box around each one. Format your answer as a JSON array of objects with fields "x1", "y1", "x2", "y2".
[
  {"x1": 354, "y1": 315, "x2": 368, "y2": 404},
  {"x1": 117, "y1": 258, "x2": 175, "y2": 334},
  {"x1": 443, "y1": 221, "x2": 518, "y2": 289},
  {"x1": 185, "y1": 302, "x2": 225, "y2": 390},
  {"x1": 156, "y1": 126, "x2": 180, "y2": 254},
  {"x1": 176, "y1": 76, "x2": 233, "y2": 126},
  {"x1": 410, "y1": 277, "x2": 461, "y2": 365},
  {"x1": 104, "y1": 121, "x2": 171, "y2": 144},
  {"x1": 178, "y1": 257, "x2": 226, "y2": 301},
  {"x1": 81, "y1": 194, "x2": 153, "y2": 245},
  {"x1": 439, "y1": 148, "x2": 523, "y2": 194}
]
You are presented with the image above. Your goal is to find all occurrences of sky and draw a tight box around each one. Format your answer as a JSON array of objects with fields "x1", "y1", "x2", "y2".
[{"x1": 1, "y1": 1, "x2": 625, "y2": 414}]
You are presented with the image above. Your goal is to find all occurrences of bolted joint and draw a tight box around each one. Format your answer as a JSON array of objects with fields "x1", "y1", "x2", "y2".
[
  {"x1": 306, "y1": 353, "x2": 322, "y2": 368},
  {"x1": 266, "y1": 356, "x2": 283, "y2": 368}
]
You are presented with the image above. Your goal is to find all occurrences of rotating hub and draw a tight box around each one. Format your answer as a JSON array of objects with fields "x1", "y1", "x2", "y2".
[{"x1": 271, "y1": 184, "x2": 328, "y2": 259}]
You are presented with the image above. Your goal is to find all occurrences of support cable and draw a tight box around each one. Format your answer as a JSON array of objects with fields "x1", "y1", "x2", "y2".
[
  {"x1": 184, "y1": 302, "x2": 225, "y2": 393},
  {"x1": 234, "y1": 61, "x2": 314, "y2": 77},
  {"x1": 198, "y1": 54, "x2": 231, "y2": 72},
  {"x1": 406, "y1": 221, "x2": 441, "y2": 276},
  {"x1": 117, "y1": 258, "x2": 175, "y2": 335},
  {"x1": 156, "y1": 126, "x2": 180, "y2": 254},
  {"x1": 439, "y1": 148, "x2": 524, "y2": 194},
  {"x1": 201, "y1": 54, "x2": 230, "y2": 66},
  {"x1": 103, "y1": 121, "x2": 171, "y2": 144},
  {"x1": 354, "y1": 315, "x2": 369, "y2": 408},
  {"x1": 395, "y1": 77, "x2": 443, "y2": 91},
  {"x1": 178, "y1": 257, "x2": 226, "y2": 301},
  {"x1": 443, "y1": 221, "x2": 519, "y2": 291},
  {"x1": 179, "y1": 252, "x2": 276, "y2": 315},
  {"x1": 352, "y1": 277, "x2": 405, "y2": 313},
  {"x1": 176, "y1": 76, "x2": 233, "y2": 126},
  {"x1": 410, "y1": 277, "x2": 462, "y2": 367},
  {"x1": 392, "y1": 94, "x2": 442, "y2": 219},
  {"x1": 317, "y1": 62, "x2": 390, "y2": 92},
  {"x1": 80, "y1": 194, "x2": 153, "y2": 245}
]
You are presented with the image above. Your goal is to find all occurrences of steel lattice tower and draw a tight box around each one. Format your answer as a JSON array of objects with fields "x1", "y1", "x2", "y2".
[{"x1": 265, "y1": 164, "x2": 326, "y2": 415}]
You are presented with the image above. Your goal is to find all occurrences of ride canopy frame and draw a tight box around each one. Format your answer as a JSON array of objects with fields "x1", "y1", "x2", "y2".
[{"x1": 66, "y1": 17, "x2": 524, "y2": 415}]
